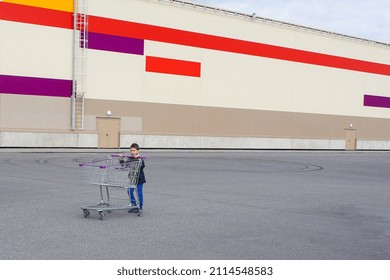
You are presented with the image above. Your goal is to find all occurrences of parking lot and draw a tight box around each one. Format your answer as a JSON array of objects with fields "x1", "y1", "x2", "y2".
[{"x1": 0, "y1": 149, "x2": 389, "y2": 259}]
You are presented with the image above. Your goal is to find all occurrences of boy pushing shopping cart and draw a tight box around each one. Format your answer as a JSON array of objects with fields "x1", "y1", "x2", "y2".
[
  {"x1": 119, "y1": 143, "x2": 146, "y2": 215},
  {"x1": 79, "y1": 143, "x2": 146, "y2": 220}
]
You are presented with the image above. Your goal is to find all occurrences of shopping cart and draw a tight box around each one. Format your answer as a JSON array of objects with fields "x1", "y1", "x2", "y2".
[{"x1": 79, "y1": 155, "x2": 143, "y2": 220}]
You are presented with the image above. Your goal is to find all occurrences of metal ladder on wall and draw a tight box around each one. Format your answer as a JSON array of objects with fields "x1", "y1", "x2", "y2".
[{"x1": 72, "y1": 0, "x2": 88, "y2": 130}]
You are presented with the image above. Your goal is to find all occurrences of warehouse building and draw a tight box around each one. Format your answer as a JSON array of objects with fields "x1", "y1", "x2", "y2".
[{"x1": 1, "y1": 0, "x2": 390, "y2": 149}]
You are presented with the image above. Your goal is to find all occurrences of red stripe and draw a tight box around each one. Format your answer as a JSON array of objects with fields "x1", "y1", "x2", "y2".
[
  {"x1": 88, "y1": 15, "x2": 390, "y2": 77},
  {"x1": 0, "y1": 2, "x2": 73, "y2": 29},
  {"x1": 146, "y1": 56, "x2": 201, "y2": 77},
  {"x1": 1, "y1": 2, "x2": 390, "y2": 77}
]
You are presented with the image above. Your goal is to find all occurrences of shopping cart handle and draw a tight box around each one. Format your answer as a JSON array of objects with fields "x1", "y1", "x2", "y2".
[
  {"x1": 111, "y1": 154, "x2": 123, "y2": 158},
  {"x1": 111, "y1": 154, "x2": 146, "y2": 159}
]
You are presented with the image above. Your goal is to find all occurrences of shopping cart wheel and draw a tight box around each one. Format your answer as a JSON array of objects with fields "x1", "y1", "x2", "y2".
[
  {"x1": 137, "y1": 209, "x2": 144, "y2": 217},
  {"x1": 98, "y1": 211, "x2": 106, "y2": 220},
  {"x1": 83, "y1": 209, "x2": 90, "y2": 218}
]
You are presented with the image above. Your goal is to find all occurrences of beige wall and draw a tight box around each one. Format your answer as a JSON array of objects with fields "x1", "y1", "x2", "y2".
[
  {"x1": 84, "y1": 99, "x2": 390, "y2": 141},
  {"x1": 90, "y1": 0, "x2": 389, "y2": 62},
  {"x1": 0, "y1": 94, "x2": 71, "y2": 130},
  {"x1": 1, "y1": 0, "x2": 390, "y2": 149},
  {"x1": 86, "y1": 0, "x2": 390, "y2": 121},
  {"x1": 87, "y1": 38, "x2": 390, "y2": 118},
  {"x1": 0, "y1": 20, "x2": 73, "y2": 79}
]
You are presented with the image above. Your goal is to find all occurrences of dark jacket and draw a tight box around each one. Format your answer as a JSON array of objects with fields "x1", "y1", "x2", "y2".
[
  {"x1": 120, "y1": 156, "x2": 146, "y2": 184},
  {"x1": 138, "y1": 158, "x2": 146, "y2": 184}
]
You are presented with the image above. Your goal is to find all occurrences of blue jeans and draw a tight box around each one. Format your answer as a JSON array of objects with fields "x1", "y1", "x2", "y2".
[{"x1": 128, "y1": 183, "x2": 143, "y2": 209}]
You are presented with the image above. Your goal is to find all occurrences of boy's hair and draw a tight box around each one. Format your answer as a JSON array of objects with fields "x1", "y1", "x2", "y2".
[{"x1": 130, "y1": 143, "x2": 139, "y2": 150}]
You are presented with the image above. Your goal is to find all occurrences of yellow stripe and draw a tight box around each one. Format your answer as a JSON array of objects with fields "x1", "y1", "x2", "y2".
[{"x1": 3, "y1": 0, "x2": 73, "y2": 12}]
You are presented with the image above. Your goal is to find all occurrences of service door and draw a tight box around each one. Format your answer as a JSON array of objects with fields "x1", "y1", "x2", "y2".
[
  {"x1": 345, "y1": 129, "x2": 357, "y2": 151},
  {"x1": 97, "y1": 118, "x2": 120, "y2": 148}
]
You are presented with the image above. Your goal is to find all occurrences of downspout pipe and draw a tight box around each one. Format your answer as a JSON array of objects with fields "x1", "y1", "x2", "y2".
[{"x1": 71, "y1": 0, "x2": 77, "y2": 130}]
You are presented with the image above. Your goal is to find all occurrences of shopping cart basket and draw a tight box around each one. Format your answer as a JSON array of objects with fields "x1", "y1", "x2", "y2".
[{"x1": 79, "y1": 155, "x2": 143, "y2": 220}]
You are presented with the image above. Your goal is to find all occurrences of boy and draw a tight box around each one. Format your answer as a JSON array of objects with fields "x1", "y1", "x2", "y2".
[{"x1": 120, "y1": 143, "x2": 146, "y2": 215}]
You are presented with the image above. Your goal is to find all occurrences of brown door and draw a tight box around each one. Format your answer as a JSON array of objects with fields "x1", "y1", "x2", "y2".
[
  {"x1": 97, "y1": 118, "x2": 120, "y2": 148},
  {"x1": 345, "y1": 129, "x2": 357, "y2": 151}
]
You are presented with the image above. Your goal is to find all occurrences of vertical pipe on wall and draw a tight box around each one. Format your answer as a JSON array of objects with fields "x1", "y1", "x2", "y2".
[{"x1": 71, "y1": 0, "x2": 77, "y2": 130}]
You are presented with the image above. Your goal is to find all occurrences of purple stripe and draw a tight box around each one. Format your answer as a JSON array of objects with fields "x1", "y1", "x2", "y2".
[
  {"x1": 0, "y1": 75, "x2": 72, "y2": 97},
  {"x1": 364, "y1": 94, "x2": 390, "y2": 109},
  {"x1": 87, "y1": 32, "x2": 144, "y2": 55}
]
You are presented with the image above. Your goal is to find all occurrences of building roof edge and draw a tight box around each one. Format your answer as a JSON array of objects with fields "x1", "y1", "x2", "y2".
[{"x1": 159, "y1": 0, "x2": 390, "y2": 48}]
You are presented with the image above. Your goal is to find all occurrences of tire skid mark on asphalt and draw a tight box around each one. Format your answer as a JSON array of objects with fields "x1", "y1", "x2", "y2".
[
  {"x1": 169, "y1": 160, "x2": 323, "y2": 173},
  {"x1": 145, "y1": 189, "x2": 390, "y2": 226}
]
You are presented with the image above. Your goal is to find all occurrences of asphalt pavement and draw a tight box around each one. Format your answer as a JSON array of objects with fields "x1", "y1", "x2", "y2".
[{"x1": 0, "y1": 149, "x2": 389, "y2": 259}]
